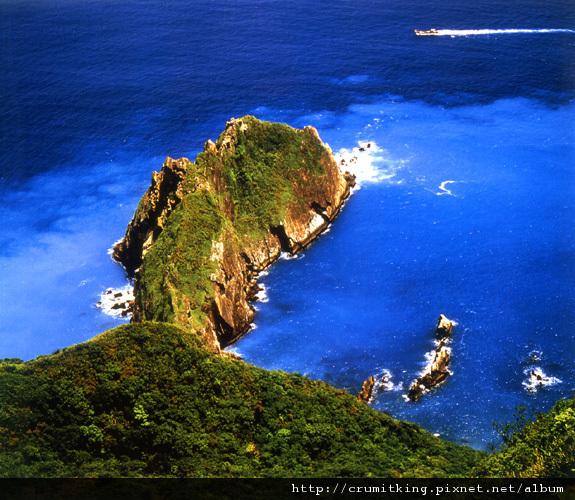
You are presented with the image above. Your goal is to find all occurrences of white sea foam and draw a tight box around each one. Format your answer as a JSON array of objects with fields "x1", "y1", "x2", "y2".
[
  {"x1": 97, "y1": 284, "x2": 134, "y2": 319},
  {"x1": 280, "y1": 251, "x2": 301, "y2": 261},
  {"x1": 256, "y1": 283, "x2": 269, "y2": 303},
  {"x1": 527, "y1": 349, "x2": 543, "y2": 362},
  {"x1": 423, "y1": 349, "x2": 437, "y2": 366},
  {"x1": 335, "y1": 142, "x2": 380, "y2": 183},
  {"x1": 107, "y1": 238, "x2": 124, "y2": 256},
  {"x1": 371, "y1": 369, "x2": 401, "y2": 397},
  {"x1": 431, "y1": 180, "x2": 470, "y2": 197},
  {"x1": 437, "y1": 180, "x2": 457, "y2": 196},
  {"x1": 522, "y1": 367, "x2": 562, "y2": 393},
  {"x1": 225, "y1": 346, "x2": 243, "y2": 357},
  {"x1": 431, "y1": 29, "x2": 575, "y2": 37},
  {"x1": 335, "y1": 141, "x2": 405, "y2": 184}
]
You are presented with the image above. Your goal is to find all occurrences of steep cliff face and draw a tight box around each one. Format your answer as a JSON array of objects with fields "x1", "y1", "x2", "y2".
[
  {"x1": 112, "y1": 157, "x2": 189, "y2": 274},
  {"x1": 114, "y1": 116, "x2": 355, "y2": 352}
]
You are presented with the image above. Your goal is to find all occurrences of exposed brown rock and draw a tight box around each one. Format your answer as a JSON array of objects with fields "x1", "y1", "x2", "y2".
[
  {"x1": 407, "y1": 315, "x2": 454, "y2": 401},
  {"x1": 113, "y1": 157, "x2": 189, "y2": 275},
  {"x1": 204, "y1": 126, "x2": 354, "y2": 348},
  {"x1": 436, "y1": 314, "x2": 453, "y2": 338},
  {"x1": 358, "y1": 376, "x2": 375, "y2": 403}
]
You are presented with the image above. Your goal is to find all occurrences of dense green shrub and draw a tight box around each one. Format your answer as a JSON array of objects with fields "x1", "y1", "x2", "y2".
[{"x1": 473, "y1": 396, "x2": 575, "y2": 478}]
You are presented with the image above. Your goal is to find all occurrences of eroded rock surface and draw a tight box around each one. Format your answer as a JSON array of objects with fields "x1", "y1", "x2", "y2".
[
  {"x1": 407, "y1": 315, "x2": 455, "y2": 401},
  {"x1": 436, "y1": 314, "x2": 454, "y2": 338},
  {"x1": 358, "y1": 376, "x2": 376, "y2": 403},
  {"x1": 113, "y1": 157, "x2": 189, "y2": 275}
]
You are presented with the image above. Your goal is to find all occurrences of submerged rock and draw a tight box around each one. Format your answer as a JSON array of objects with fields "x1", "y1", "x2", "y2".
[{"x1": 113, "y1": 117, "x2": 355, "y2": 352}]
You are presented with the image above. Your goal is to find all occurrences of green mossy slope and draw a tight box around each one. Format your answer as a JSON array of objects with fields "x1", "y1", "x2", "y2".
[
  {"x1": 207, "y1": 116, "x2": 327, "y2": 235},
  {"x1": 136, "y1": 189, "x2": 224, "y2": 327},
  {"x1": 0, "y1": 323, "x2": 484, "y2": 478}
]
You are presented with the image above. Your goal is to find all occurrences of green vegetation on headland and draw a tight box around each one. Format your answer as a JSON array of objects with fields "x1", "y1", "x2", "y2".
[
  {"x1": 117, "y1": 116, "x2": 351, "y2": 347},
  {"x1": 1, "y1": 117, "x2": 572, "y2": 478},
  {"x1": 1, "y1": 324, "x2": 572, "y2": 478}
]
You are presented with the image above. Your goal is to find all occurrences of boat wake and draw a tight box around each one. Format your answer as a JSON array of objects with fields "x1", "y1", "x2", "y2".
[{"x1": 432, "y1": 29, "x2": 575, "y2": 37}]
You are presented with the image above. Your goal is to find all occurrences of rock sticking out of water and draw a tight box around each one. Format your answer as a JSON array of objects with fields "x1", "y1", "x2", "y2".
[
  {"x1": 97, "y1": 286, "x2": 134, "y2": 318},
  {"x1": 523, "y1": 366, "x2": 562, "y2": 393},
  {"x1": 407, "y1": 315, "x2": 454, "y2": 402},
  {"x1": 357, "y1": 369, "x2": 395, "y2": 404},
  {"x1": 357, "y1": 376, "x2": 375, "y2": 403}
]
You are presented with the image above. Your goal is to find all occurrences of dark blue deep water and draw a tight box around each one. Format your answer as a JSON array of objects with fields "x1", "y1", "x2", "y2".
[{"x1": 1, "y1": 0, "x2": 574, "y2": 449}]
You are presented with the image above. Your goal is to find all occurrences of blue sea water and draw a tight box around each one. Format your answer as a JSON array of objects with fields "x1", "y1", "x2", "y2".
[{"x1": 1, "y1": 0, "x2": 574, "y2": 449}]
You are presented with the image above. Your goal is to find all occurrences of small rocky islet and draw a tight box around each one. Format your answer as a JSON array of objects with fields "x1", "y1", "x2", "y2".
[
  {"x1": 112, "y1": 116, "x2": 356, "y2": 353},
  {"x1": 357, "y1": 315, "x2": 454, "y2": 404},
  {"x1": 406, "y1": 314, "x2": 454, "y2": 402}
]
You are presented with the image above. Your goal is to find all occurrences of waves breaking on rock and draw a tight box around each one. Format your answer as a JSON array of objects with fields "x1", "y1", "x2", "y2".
[
  {"x1": 334, "y1": 141, "x2": 405, "y2": 185},
  {"x1": 523, "y1": 367, "x2": 562, "y2": 393},
  {"x1": 97, "y1": 285, "x2": 134, "y2": 319},
  {"x1": 407, "y1": 315, "x2": 454, "y2": 402}
]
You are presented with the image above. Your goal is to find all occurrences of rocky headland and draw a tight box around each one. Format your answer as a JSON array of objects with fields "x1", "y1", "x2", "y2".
[
  {"x1": 3, "y1": 118, "x2": 568, "y2": 478},
  {"x1": 113, "y1": 116, "x2": 355, "y2": 352}
]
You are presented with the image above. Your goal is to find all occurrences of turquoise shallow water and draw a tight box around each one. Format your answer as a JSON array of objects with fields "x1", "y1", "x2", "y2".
[{"x1": 0, "y1": 0, "x2": 573, "y2": 449}]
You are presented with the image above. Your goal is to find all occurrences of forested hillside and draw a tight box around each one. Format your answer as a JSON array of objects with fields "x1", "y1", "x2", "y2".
[
  {"x1": 473, "y1": 396, "x2": 575, "y2": 478},
  {"x1": 0, "y1": 322, "x2": 484, "y2": 478}
]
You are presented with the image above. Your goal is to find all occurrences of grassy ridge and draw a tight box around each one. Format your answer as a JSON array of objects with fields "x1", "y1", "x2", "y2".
[
  {"x1": 213, "y1": 118, "x2": 327, "y2": 236},
  {"x1": 0, "y1": 323, "x2": 485, "y2": 478}
]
